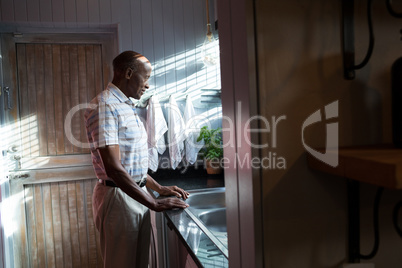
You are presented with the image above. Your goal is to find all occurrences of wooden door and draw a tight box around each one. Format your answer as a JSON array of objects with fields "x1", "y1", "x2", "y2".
[{"x1": 1, "y1": 32, "x2": 117, "y2": 268}]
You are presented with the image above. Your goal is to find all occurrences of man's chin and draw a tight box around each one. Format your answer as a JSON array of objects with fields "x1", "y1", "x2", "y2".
[
  {"x1": 131, "y1": 94, "x2": 142, "y2": 100},
  {"x1": 132, "y1": 91, "x2": 146, "y2": 100}
]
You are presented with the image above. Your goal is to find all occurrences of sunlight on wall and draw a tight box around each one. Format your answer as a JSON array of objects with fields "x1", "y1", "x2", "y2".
[
  {"x1": 147, "y1": 41, "x2": 221, "y2": 102},
  {"x1": 194, "y1": 106, "x2": 222, "y2": 128},
  {"x1": 141, "y1": 42, "x2": 222, "y2": 130},
  {"x1": 203, "y1": 106, "x2": 222, "y2": 122}
]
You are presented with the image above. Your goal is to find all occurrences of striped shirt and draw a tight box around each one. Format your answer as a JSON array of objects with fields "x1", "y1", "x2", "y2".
[{"x1": 84, "y1": 83, "x2": 148, "y2": 182}]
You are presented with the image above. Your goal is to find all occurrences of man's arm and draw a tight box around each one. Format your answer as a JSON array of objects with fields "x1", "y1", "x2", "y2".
[
  {"x1": 97, "y1": 145, "x2": 188, "y2": 212},
  {"x1": 146, "y1": 174, "x2": 190, "y2": 200}
]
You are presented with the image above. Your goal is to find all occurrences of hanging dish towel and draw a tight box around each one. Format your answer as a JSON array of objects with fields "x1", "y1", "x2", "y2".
[
  {"x1": 184, "y1": 95, "x2": 204, "y2": 164},
  {"x1": 147, "y1": 96, "x2": 168, "y2": 172},
  {"x1": 168, "y1": 95, "x2": 186, "y2": 169}
]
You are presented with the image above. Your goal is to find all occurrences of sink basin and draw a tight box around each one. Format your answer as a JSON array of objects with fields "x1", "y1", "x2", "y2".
[
  {"x1": 184, "y1": 187, "x2": 228, "y2": 258},
  {"x1": 198, "y1": 208, "x2": 227, "y2": 232},
  {"x1": 186, "y1": 189, "x2": 225, "y2": 210}
]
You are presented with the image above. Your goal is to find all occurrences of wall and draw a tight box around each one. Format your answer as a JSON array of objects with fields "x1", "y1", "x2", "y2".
[{"x1": 257, "y1": 0, "x2": 402, "y2": 267}]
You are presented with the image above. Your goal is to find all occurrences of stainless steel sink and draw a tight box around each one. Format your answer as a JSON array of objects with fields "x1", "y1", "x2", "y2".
[
  {"x1": 198, "y1": 208, "x2": 227, "y2": 232},
  {"x1": 184, "y1": 187, "x2": 228, "y2": 258},
  {"x1": 186, "y1": 189, "x2": 225, "y2": 209}
]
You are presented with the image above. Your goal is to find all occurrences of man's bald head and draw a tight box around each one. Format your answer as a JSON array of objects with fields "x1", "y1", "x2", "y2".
[{"x1": 112, "y1": 51, "x2": 150, "y2": 75}]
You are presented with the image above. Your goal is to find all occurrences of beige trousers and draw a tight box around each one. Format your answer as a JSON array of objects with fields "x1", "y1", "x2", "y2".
[{"x1": 92, "y1": 182, "x2": 151, "y2": 268}]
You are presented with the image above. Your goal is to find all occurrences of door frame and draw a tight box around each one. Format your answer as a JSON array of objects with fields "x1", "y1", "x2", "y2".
[
  {"x1": 0, "y1": 27, "x2": 118, "y2": 268},
  {"x1": 217, "y1": 0, "x2": 263, "y2": 267}
]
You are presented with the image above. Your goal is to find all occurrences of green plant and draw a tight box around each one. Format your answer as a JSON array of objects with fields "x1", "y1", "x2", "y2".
[{"x1": 197, "y1": 126, "x2": 223, "y2": 160}]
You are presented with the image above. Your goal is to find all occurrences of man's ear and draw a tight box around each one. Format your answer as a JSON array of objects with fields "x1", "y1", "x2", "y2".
[{"x1": 125, "y1": 68, "x2": 133, "y2": 80}]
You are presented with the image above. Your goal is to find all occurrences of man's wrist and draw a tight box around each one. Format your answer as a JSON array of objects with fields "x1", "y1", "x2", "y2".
[
  {"x1": 156, "y1": 185, "x2": 167, "y2": 195},
  {"x1": 146, "y1": 175, "x2": 163, "y2": 193}
]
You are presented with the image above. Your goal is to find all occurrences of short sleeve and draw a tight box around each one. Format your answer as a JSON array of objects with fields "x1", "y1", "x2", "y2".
[{"x1": 86, "y1": 102, "x2": 119, "y2": 149}]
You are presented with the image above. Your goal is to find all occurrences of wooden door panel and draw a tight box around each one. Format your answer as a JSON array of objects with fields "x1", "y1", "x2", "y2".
[
  {"x1": 16, "y1": 43, "x2": 103, "y2": 158},
  {"x1": 33, "y1": 44, "x2": 47, "y2": 157},
  {"x1": 52, "y1": 44, "x2": 64, "y2": 156},
  {"x1": 68, "y1": 45, "x2": 81, "y2": 154},
  {"x1": 44, "y1": 44, "x2": 57, "y2": 156},
  {"x1": 24, "y1": 179, "x2": 102, "y2": 268}
]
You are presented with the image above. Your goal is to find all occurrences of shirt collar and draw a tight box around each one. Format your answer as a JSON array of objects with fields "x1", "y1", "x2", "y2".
[{"x1": 107, "y1": 83, "x2": 135, "y2": 105}]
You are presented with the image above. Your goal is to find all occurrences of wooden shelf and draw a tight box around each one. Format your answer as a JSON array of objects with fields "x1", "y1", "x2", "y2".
[{"x1": 307, "y1": 144, "x2": 402, "y2": 189}]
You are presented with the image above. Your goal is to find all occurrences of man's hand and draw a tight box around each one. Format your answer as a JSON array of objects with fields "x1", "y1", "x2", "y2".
[
  {"x1": 153, "y1": 197, "x2": 189, "y2": 212},
  {"x1": 145, "y1": 175, "x2": 190, "y2": 200},
  {"x1": 159, "y1": 185, "x2": 190, "y2": 200}
]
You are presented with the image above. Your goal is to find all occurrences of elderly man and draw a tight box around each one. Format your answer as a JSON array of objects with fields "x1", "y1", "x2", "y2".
[{"x1": 85, "y1": 51, "x2": 189, "y2": 268}]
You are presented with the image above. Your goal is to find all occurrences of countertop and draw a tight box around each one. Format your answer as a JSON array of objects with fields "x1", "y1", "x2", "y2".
[{"x1": 149, "y1": 167, "x2": 228, "y2": 268}]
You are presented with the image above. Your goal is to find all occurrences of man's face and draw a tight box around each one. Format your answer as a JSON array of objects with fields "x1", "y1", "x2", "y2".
[{"x1": 127, "y1": 56, "x2": 152, "y2": 100}]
